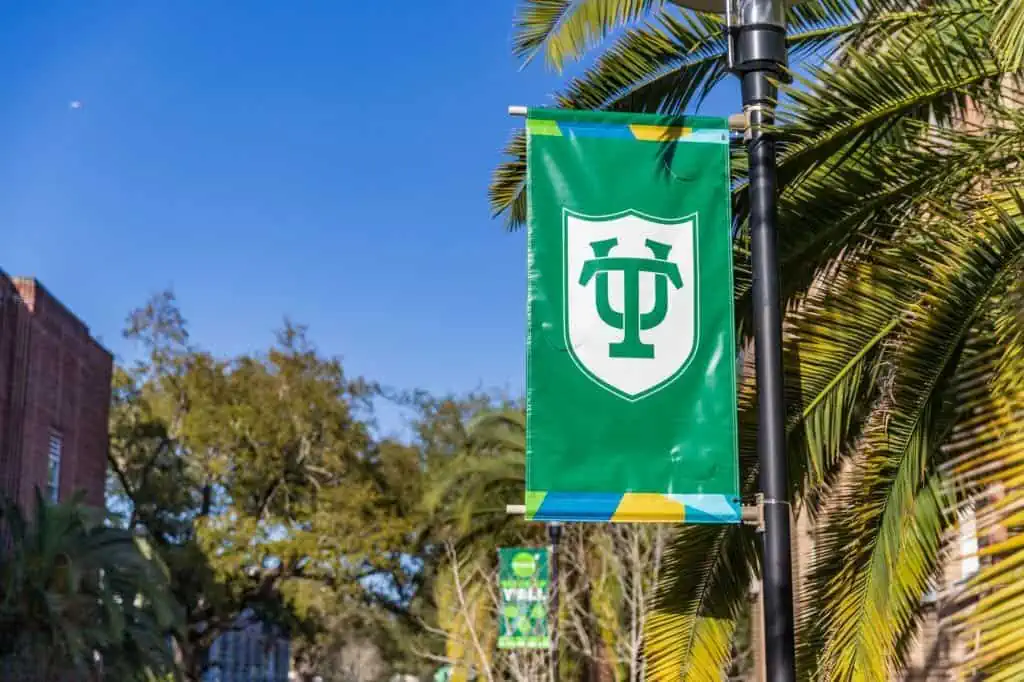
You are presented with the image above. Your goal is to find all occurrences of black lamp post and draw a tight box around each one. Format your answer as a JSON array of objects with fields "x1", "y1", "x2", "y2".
[{"x1": 672, "y1": 1, "x2": 798, "y2": 680}]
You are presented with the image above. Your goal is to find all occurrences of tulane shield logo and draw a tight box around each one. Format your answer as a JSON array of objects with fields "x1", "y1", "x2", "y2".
[{"x1": 563, "y1": 208, "x2": 699, "y2": 401}]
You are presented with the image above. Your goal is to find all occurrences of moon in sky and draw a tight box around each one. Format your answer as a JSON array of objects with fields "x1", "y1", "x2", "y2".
[{"x1": 70, "y1": 100, "x2": 83, "y2": 109}]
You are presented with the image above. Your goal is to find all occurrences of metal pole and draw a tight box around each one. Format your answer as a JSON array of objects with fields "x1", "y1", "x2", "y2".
[
  {"x1": 548, "y1": 522, "x2": 562, "y2": 682},
  {"x1": 731, "y1": 0, "x2": 797, "y2": 680}
]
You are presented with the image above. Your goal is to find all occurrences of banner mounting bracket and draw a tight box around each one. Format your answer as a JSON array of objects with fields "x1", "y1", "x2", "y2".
[{"x1": 741, "y1": 493, "x2": 765, "y2": 532}]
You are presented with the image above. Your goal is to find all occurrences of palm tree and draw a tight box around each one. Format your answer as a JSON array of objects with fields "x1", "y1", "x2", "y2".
[
  {"x1": 0, "y1": 490, "x2": 181, "y2": 680},
  {"x1": 423, "y1": 410, "x2": 530, "y2": 547},
  {"x1": 490, "y1": 1, "x2": 1024, "y2": 679}
]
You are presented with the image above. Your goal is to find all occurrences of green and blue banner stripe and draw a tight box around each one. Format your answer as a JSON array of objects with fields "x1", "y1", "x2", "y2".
[
  {"x1": 525, "y1": 491, "x2": 741, "y2": 524},
  {"x1": 526, "y1": 108, "x2": 730, "y2": 145}
]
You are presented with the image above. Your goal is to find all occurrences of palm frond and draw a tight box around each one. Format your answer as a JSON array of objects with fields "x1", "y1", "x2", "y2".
[
  {"x1": 937, "y1": 389, "x2": 1021, "y2": 678},
  {"x1": 736, "y1": 113, "x2": 1024, "y2": 348},
  {"x1": 777, "y1": 23, "x2": 1005, "y2": 189},
  {"x1": 553, "y1": 11, "x2": 728, "y2": 114},
  {"x1": 645, "y1": 524, "x2": 758, "y2": 681},
  {"x1": 492, "y1": 0, "x2": 993, "y2": 229},
  {"x1": 491, "y1": 0, "x2": 877, "y2": 228},
  {"x1": 940, "y1": 198, "x2": 1024, "y2": 679},
  {"x1": 553, "y1": 0, "x2": 871, "y2": 116},
  {"x1": 805, "y1": 467, "x2": 950, "y2": 681},
  {"x1": 992, "y1": 0, "x2": 1024, "y2": 72},
  {"x1": 799, "y1": 193, "x2": 1024, "y2": 679},
  {"x1": 513, "y1": 0, "x2": 667, "y2": 70},
  {"x1": 783, "y1": 259, "x2": 896, "y2": 492},
  {"x1": 489, "y1": 130, "x2": 527, "y2": 230},
  {"x1": 422, "y1": 412, "x2": 528, "y2": 549},
  {"x1": 0, "y1": 492, "x2": 179, "y2": 678},
  {"x1": 465, "y1": 409, "x2": 527, "y2": 452}
]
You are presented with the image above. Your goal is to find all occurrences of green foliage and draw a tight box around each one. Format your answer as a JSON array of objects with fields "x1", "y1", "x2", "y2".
[
  {"x1": 490, "y1": 0, "x2": 869, "y2": 229},
  {"x1": 108, "y1": 291, "x2": 433, "y2": 679},
  {"x1": 423, "y1": 409, "x2": 529, "y2": 552},
  {"x1": 794, "y1": 193, "x2": 1024, "y2": 680},
  {"x1": 0, "y1": 491, "x2": 180, "y2": 680},
  {"x1": 512, "y1": 0, "x2": 667, "y2": 70}
]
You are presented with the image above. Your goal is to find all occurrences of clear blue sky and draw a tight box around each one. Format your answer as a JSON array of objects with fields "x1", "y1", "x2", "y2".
[{"x1": 0, "y1": 1, "x2": 735, "y2": 433}]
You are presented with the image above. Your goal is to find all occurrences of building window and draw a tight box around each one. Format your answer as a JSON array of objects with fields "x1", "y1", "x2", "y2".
[{"x1": 47, "y1": 431, "x2": 62, "y2": 502}]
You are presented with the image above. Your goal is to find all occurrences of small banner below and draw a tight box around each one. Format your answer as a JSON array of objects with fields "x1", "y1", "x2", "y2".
[
  {"x1": 497, "y1": 547, "x2": 550, "y2": 649},
  {"x1": 525, "y1": 107, "x2": 741, "y2": 524}
]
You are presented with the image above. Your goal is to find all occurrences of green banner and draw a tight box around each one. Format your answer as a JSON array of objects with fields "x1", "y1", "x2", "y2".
[
  {"x1": 525, "y1": 108, "x2": 740, "y2": 524},
  {"x1": 497, "y1": 547, "x2": 550, "y2": 649}
]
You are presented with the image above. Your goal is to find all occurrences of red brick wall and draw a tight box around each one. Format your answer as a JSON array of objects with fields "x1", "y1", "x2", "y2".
[
  {"x1": 0, "y1": 274, "x2": 112, "y2": 510},
  {"x1": 0, "y1": 275, "x2": 31, "y2": 503}
]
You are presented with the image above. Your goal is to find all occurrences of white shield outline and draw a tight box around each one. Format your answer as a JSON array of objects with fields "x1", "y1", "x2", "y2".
[{"x1": 562, "y1": 207, "x2": 700, "y2": 402}]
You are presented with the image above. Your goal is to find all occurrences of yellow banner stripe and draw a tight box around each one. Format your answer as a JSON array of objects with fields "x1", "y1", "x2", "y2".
[
  {"x1": 611, "y1": 493, "x2": 686, "y2": 522},
  {"x1": 628, "y1": 124, "x2": 693, "y2": 141}
]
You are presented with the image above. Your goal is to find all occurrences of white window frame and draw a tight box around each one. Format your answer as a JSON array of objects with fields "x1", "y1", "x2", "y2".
[{"x1": 47, "y1": 431, "x2": 63, "y2": 502}]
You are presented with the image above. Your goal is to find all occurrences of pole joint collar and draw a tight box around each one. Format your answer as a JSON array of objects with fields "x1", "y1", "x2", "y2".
[{"x1": 731, "y1": 22, "x2": 788, "y2": 76}]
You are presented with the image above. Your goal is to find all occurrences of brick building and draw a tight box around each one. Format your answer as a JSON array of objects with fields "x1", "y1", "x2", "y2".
[{"x1": 0, "y1": 271, "x2": 113, "y2": 509}]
